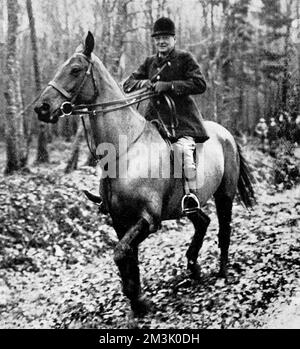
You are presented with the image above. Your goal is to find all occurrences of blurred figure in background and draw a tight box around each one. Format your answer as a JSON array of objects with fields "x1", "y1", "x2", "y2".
[
  {"x1": 268, "y1": 117, "x2": 279, "y2": 157},
  {"x1": 255, "y1": 118, "x2": 268, "y2": 153},
  {"x1": 278, "y1": 112, "x2": 287, "y2": 139}
]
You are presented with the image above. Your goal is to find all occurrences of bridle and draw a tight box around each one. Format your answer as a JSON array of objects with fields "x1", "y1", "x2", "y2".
[
  {"x1": 47, "y1": 52, "x2": 158, "y2": 160},
  {"x1": 48, "y1": 52, "x2": 157, "y2": 119},
  {"x1": 48, "y1": 53, "x2": 99, "y2": 117},
  {"x1": 47, "y1": 53, "x2": 176, "y2": 158}
]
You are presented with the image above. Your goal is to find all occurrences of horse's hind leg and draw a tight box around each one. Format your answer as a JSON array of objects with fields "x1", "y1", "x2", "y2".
[
  {"x1": 214, "y1": 194, "x2": 233, "y2": 278},
  {"x1": 186, "y1": 210, "x2": 210, "y2": 280},
  {"x1": 113, "y1": 217, "x2": 151, "y2": 317}
]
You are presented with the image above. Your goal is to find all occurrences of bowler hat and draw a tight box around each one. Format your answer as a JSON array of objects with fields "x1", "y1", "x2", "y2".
[{"x1": 152, "y1": 17, "x2": 175, "y2": 37}]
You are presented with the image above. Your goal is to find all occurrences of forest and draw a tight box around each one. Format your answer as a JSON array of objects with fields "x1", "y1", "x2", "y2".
[{"x1": 0, "y1": 0, "x2": 300, "y2": 330}]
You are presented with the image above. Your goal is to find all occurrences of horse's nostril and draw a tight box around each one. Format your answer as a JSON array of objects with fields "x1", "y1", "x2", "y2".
[
  {"x1": 34, "y1": 103, "x2": 50, "y2": 115},
  {"x1": 41, "y1": 102, "x2": 50, "y2": 111}
]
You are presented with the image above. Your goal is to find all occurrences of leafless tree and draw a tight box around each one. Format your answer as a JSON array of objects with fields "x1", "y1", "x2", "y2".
[
  {"x1": 26, "y1": 0, "x2": 49, "y2": 164},
  {"x1": 4, "y1": 0, "x2": 27, "y2": 174}
]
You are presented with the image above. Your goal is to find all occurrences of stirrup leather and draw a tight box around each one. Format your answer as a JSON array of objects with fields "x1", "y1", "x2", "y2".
[{"x1": 181, "y1": 192, "x2": 201, "y2": 215}]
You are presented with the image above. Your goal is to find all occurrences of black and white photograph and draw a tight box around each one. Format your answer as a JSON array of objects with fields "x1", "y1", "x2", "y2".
[{"x1": 0, "y1": 0, "x2": 300, "y2": 332}]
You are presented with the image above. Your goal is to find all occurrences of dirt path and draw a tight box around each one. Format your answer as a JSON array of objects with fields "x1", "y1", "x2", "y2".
[
  {"x1": 263, "y1": 280, "x2": 300, "y2": 329},
  {"x1": 1, "y1": 176, "x2": 299, "y2": 328},
  {"x1": 0, "y1": 139, "x2": 299, "y2": 329},
  {"x1": 260, "y1": 184, "x2": 300, "y2": 329}
]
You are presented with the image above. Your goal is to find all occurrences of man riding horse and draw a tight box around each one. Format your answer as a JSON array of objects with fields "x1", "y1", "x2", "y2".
[
  {"x1": 123, "y1": 17, "x2": 209, "y2": 213},
  {"x1": 34, "y1": 28, "x2": 255, "y2": 317},
  {"x1": 88, "y1": 17, "x2": 209, "y2": 215}
]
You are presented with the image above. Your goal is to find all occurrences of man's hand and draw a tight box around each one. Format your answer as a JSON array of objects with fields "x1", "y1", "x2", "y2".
[
  {"x1": 153, "y1": 81, "x2": 173, "y2": 94},
  {"x1": 139, "y1": 80, "x2": 153, "y2": 90}
]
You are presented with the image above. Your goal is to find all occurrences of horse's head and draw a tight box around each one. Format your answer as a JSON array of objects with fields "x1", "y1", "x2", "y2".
[{"x1": 34, "y1": 32, "x2": 98, "y2": 123}]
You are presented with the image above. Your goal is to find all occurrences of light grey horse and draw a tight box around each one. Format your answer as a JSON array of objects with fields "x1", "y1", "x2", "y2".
[{"x1": 34, "y1": 32, "x2": 255, "y2": 317}]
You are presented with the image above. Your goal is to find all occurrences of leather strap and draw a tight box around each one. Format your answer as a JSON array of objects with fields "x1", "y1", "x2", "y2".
[{"x1": 48, "y1": 81, "x2": 72, "y2": 99}]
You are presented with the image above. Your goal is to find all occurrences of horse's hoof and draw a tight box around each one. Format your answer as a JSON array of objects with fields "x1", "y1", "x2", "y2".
[
  {"x1": 130, "y1": 297, "x2": 152, "y2": 318},
  {"x1": 187, "y1": 261, "x2": 201, "y2": 281}
]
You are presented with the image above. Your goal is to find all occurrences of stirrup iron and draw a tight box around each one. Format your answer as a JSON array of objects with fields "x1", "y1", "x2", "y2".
[{"x1": 181, "y1": 192, "x2": 201, "y2": 215}]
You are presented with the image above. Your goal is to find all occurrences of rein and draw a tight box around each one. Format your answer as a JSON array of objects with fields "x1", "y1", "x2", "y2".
[
  {"x1": 57, "y1": 53, "x2": 171, "y2": 118},
  {"x1": 60, "y1": 89, "x2": 157, "y2": 117},
  {"x1": 60, "y1": 86, "x2": 157, "y2": 161}
]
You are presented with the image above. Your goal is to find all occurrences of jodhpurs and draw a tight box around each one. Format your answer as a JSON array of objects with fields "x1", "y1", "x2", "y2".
[{"x1": 173, "y1": 136, "x2": 198, "y2": 190}]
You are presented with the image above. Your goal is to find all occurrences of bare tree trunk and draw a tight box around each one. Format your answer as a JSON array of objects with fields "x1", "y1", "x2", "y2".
[
  {"x1": 297, "y1": 0, "x2": 300, "y2": 115},
  {"x1": 158, "y1": 0, "x2": 167, "y2": 17},
  {"x1": 0, "y1": 2, "x2": 5, "y2": 126},
  {"x1": 26, "y1": 0, "x2": 49, "y2": 164},
  {"x1": 254, "y1": 35, "x2": 261, "y2": 124},
  {"x1": 210, "y1": 0, "x2": 218, "y2": 121},
  {"x1": 210, "y1": 0, "x2": 215, "y2": 43},
  {"x1": 4, "y1": 0, "x2": 27, "y2": 174},
  {"x1": 99, "y1": 0, "x2": 112, "y2": 67},
  {"x1": 145, "y1": 0, "x2": 155, "y2": 54},
  {"x1": 239, "y1": 60, "x2": 245, "y2": 130},
  {"x1": 281, "y1": 1, "x2": 292, "y2": 110},
  {"x1": 0, "y1": 3, "x2": 4, "y2": 61},
  {"x1": 110, "y1": 0, "x2": 130, "y2": 79},
  {"x1": 63, "y1": 0, "x2": 70, "y2": 59},
  {"x1": 198, "y1": 0, "x2": 209, "y2": 36}
]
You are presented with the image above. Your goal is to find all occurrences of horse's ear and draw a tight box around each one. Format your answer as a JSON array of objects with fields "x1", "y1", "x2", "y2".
[{"x1": 83, "y1": 31, "x2": 95, "y2": 57}]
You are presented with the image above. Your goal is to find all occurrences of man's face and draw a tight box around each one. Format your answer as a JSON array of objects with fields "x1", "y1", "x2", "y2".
[{"x1": 154, "y1": 35, "x2": 176, "y2": 55}]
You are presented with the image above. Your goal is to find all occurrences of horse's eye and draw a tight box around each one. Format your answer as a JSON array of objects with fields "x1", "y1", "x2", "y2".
[{"x1": 71, "y1": 67, "x2": 82, "y2": 75}]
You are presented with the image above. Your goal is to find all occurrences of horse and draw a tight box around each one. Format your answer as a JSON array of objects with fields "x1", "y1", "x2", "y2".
[{"x1": 34, "y1": 32, "x2": 255, "y2": 317}]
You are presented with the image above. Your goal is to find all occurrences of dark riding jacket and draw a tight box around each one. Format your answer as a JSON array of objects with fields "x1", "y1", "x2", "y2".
[{"x1": 123, "y1": 49, "x2": 209, "y2": 143}]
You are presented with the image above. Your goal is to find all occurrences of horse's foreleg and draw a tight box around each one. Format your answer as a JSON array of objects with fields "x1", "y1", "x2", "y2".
[
  {"x1": 113, "y1": 217, "x2": 151, "y2": 317},
  {"x1": 186, "y1": 210, "x2": 210, "y2": 280},
  {"x1": 215, "y1": 195, "x2": 233, "y2": 278}
]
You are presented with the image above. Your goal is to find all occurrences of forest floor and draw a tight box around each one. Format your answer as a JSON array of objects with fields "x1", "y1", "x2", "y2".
[{"x1": 0, "y1": 140, "x2": 299, "y2": 329}]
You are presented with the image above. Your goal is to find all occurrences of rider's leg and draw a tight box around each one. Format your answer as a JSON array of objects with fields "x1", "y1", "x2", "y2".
[
  {"x1": 173, "y1": 137, "x2": 201, "y2": 213},
  {"x1": 174, "y1": 136, "x2": 196, "y2": 181}
]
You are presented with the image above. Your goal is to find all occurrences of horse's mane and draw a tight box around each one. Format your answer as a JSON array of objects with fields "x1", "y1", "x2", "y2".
[
  {"x1": 89, "y1": 52, "x2": 148, "y2": 124},
  {"x1": 90, "y1": 53, "x2": 126, "y2": 98}
]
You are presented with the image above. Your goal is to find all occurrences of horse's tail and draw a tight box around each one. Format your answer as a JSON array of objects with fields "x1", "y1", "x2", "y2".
[{"x1": 236, "y1": 143, "x2": 256, "y2": 208}]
